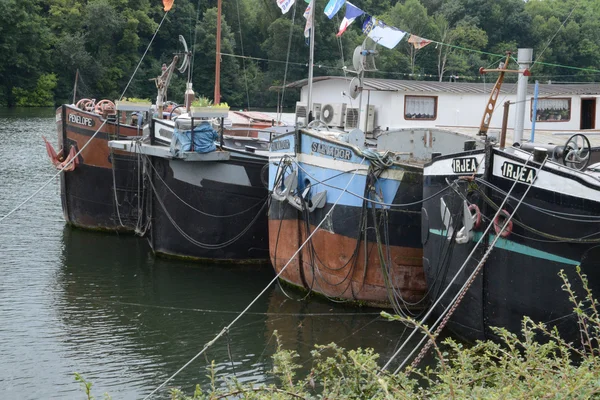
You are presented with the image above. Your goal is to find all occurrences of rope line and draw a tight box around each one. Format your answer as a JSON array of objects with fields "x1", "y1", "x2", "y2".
[
  {"x1": 379, "y1": 152, "x2": 539, "y2": 374},
  {"x1": 142, "y1": 156, "x2": 268, "y2": 250},
  {"x1": 63, "y1": 295, "x2": 383, "y2": 316},
  {"x1": 531, "y1": 3, "x2": 580, "y2": 71},
  {"x1": 277, "y1": 2, "x2": 297, "y2": 124},
  {"x1": 119, "y1": 11, "x2": 170, "y2": 100},
  {"x1": 234, "y1": 0, "x2": 251, "y2": 109},
  {"x1": 142, "y1": 158, "x2": 365, "y2": 399},
  {"x1": 405, "y1": 156, "x2": 548, "y2": 370},
  {"x1": 0, "y1": 121, "x2": 107, "y2": 224},
  {"x1": 288, "y1": 156, "x2": 452, "y2": 208},
  {"x1": 141, "y1": 144, "x2": 268, "y2": 219}
]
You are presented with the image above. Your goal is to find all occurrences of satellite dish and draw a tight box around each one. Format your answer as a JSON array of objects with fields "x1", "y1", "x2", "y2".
[
  {"x1": 352, "y1": 46, "x2": 364, "y2": 74},
  {"x1": 351, "y1": 38, "x2": 378, "y2": 75},
  {"x1": 361, "y1": 37, "x2": 378, "y2": 72},
  {"x1": 349, "y1": 77, "x2": 361, "y2": 99}
]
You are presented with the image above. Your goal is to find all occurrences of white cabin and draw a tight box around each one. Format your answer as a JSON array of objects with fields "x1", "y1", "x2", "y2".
[{"x1": 283, "y1": 76, "x2": 600, "y2": 134}]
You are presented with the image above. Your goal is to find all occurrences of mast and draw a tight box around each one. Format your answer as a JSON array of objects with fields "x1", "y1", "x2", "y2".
[
  {"x1": 214, "y1": 0, "x2": 222, "y2": 104},
  {"x1": 513, "y1": 48, "x2": 533, "y2": 144},
  {"x1": 72, "y1": 69, "x2": 79, "y2": 104},
  {"x1": 306, "y1": 1, "x2": 315, "y2": 120}
]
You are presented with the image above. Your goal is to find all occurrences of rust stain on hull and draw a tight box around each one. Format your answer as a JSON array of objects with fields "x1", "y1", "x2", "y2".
[{"x1": 269, "y1": 218, "x2": 427, "y2": 308}]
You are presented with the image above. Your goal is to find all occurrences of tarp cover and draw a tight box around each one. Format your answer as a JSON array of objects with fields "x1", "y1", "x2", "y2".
[{"x1": 170, "y1": 122, "x2": 218, "y2": 155}]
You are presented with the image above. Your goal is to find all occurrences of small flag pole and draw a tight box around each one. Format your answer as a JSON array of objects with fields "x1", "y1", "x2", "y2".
[{"x1": 306, "y1": 0, "x2": 315, "y2": 121}]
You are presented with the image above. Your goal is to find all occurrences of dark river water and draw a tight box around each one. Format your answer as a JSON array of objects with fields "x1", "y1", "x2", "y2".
[{"x1": 0, "y1": 108, "x2": 422, "y2": 399}]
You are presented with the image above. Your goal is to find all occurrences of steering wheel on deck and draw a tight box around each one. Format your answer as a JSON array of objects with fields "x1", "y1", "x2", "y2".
[
  {"x1": 307, "y1": 119, "x2": 330, "y2": 131},
  {"x1": 562, "y1": 133, "x2": 591, "y2": 171},
  {"x1": 169, "y1": 105, "x2": 184, "y2": 120}
]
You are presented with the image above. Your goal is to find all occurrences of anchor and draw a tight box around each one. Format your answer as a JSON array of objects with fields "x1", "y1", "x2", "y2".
[
  {"x1": 272, "y1": 165, "x2": 327, "y2": 212},
  {"x1": 440, "y1": 198, "x2": 479, "y2": 244}
]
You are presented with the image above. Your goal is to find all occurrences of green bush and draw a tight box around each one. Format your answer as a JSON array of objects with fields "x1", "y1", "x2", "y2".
[{"x1": 12, "y1": 73, "x2": 57, "y2": 107}]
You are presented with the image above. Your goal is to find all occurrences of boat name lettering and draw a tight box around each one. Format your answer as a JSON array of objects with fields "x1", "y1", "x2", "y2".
[
  {"x1": 68, "y1": 114, "x2": 94, "y2": 127},
  {"x1": 452, "y1": 157, "x2": 478, "y2": 174},
  {"x1": 271, "y1": 139, "x2": 290, "y2": 151},
  {"x1": 500, "y1": 162, "x2": 536, "y2": 183},
  {"x1": 311, "y1": 142, "x2": 352, "y2": 160}
]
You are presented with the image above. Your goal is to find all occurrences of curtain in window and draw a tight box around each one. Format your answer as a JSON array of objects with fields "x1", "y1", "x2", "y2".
[
  {"x1": 537, "y1": 99, "x2": 569, "y2": 111},
  {"x1": 536, "y1": 98, "x2": 570, "y2": 121},
  {"x1": 405, "y1": 96, "x2": 436, "y2": 119}
]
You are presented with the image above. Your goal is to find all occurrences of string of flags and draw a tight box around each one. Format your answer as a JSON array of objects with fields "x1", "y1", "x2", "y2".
[{"x1": 278, "y1": 0, "x2": 436, "y2": 50}]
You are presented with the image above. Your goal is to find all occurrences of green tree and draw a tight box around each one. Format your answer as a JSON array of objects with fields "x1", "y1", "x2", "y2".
[{"x1": 0, "y1": 0, "x2": 53, "y2": 106}]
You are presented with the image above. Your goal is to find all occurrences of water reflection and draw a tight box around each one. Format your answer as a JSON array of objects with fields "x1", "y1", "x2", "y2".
[
  {"x1": 0, "y1": 110, "x2": 425, "y2": 399},
  {"x1": 56, "y1": 226, "x2": 275, "y2": 397}
]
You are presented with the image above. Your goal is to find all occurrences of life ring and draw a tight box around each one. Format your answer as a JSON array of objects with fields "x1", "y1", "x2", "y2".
[
  {"x1": 468, "y1": 204, "x2": 481, "y2": 229},
  {"x1": 493, "y1": 209, "x2": 513, "y2": 238}
]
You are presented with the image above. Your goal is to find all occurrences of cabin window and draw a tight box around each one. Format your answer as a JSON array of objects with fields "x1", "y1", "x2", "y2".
[
  {"x1": 404, "y1": 96, "x2": 437, "y2": 120},
  {"x1": 532, "y1": 98, "x2": 571, "y2": 122}
]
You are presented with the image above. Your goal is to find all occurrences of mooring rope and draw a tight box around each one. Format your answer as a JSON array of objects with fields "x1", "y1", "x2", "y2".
[
  {"x1": 379, "y1": 152, "x2": 543, "y2": 374},
  {"x1": 142, "y1": 158, "x2": 365, "y2": 399},
  {"x1": 118, "y1": 11, "x2": 170, "y2": 100},
  {"x1": 0, "y1": 121, "x2": 107, "y2": 224},
  {"x1": 406, "y1": 157, "x2": 547, "y2": 370}
]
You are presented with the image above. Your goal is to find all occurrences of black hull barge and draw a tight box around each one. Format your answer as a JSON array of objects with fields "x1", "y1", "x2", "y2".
[
  {"x1": 53, "y1": 102, "x2": 146, "y2": 232},
  {"x1": 422, "y1": 144, "x2": 600, "y2": 343},
  {"x1": 109, "y1": 118, "x2": 270, "y2": 264}
]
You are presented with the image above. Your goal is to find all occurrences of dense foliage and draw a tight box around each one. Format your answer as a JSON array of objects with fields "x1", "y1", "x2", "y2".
[{"x1": 2, "y1": 0, "x2": 599, "y2": 108}]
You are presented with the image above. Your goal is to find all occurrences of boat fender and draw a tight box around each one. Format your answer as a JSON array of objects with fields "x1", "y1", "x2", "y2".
[
  {"x1": 468, "y1": 204, "x2": 481, "y2": 230},
  {"x1": 493, "y1": 209, "x2": 513, "y2": 238}
]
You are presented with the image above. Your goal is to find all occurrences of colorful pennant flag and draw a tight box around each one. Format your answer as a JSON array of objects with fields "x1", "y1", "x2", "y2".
[
  {"x1": 324, "y1": 0, "x2": 345, "y2": 19},
  {"x1": 336, "y1": 2, "x2": 364, "y2": 37},
  {"x1": 303, "y1": 0, "x2": 314, "y2": 39},
  {"x1": 408, "y1": 34, "x2": 432, "y2": 49},
  {"x1": 162, "y1": 0, "x2": 174, "y2": 11},
  {"x1": 277, "y1": 0, "x2": 295, "y2": 14},
  {"x1": 362, "y1": 16, "x2": 406, "y2": 49}
]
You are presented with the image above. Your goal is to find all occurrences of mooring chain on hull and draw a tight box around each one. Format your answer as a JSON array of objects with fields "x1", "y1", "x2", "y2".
[
  {"x1": 0, "y1": 120, "x2": 107, "y2": 225},
  {"x1": 109, "y1": 146, "x2": 127, "y2": 228},
  {"x1": 273, "y1": 158, "x2": 376, "y2": 304},
  {"x1": 452, "y1": 176, "x2": 600, "y2": 243},
  {"x1": 143, "y1": 159, "x2": 366, "y2": 400},
  {"x1": 273, "y1": 154, "x2": 446, "y2": 316},
  {"x1": 474, "y1": 187, "x2": 600, "y2": 244},
  {"x1": 144, "y1": 169, "x2": 268, "y2": 250},
  {"x1": 379, "y1": 153, "x2": 542, "y2": 376},
  {"x1": 475, "y1": 178, "x2": 600, "y2": 222},
  {"x1": 139, "y1": 144, "x2": 267, "y2": 219},
  {"x1": 289, "y1": 157, "x2": 454, "y2": 208},
  {"x1": 134, "y1": 148, "x2": 151, "y2": 236},
  {"x1": 399, "y1": 156, "x2": 548, "y2": 374}
]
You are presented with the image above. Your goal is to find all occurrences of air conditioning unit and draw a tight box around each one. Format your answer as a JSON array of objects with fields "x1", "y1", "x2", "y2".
[
  {"x1": 361, "y1": 105, "x2": 376, "y2": 133},
  {"x1": 344, "y1": 107, "x2": 359, "y2": 130},
  {"x1": 320, "y1": 103, "x2": 347, "y2": 127},
  {"x1": 295, "y1": 102, "x2": 308, "y2": 126},
  {"x1": 312, "y1": 103, "x2": 322, "y2": 121}
]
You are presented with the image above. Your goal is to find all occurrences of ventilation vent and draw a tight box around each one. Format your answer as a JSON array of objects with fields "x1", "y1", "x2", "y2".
[{"x1": 344, "y1": 108, "x2": 359, "y2": 129}]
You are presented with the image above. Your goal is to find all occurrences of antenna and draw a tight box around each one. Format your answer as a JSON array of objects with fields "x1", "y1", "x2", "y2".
[{"x1": 177, "y1": 35, "x2": 190, "y2": 74}]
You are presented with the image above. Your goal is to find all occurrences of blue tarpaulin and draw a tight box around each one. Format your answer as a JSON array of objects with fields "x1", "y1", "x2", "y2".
[{"x1": 170, "y1": 122, "x2": 218, "y2": 156}]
